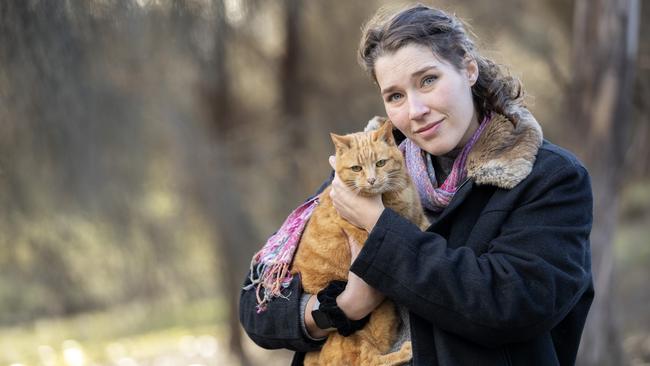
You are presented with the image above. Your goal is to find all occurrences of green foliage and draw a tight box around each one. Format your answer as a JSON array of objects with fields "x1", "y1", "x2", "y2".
[
  {"x1": 0, "y1": 198, "x2": 219, "y2": 324},
  {"x1": 0, "y1": 0, "x2": 225, "y2": 324}
]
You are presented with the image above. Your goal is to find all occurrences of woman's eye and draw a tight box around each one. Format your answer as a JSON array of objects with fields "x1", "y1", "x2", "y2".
[
  {"x1": 376, "y1": 159, "x2": 387, "y2": 167},
  {"x1": 388, "y1": 93, "x2": 403, "y2": 103},
  {"x1": 422, "y1": 75, "x2": 437, "y2": 86},
  {"x1": 351, "y1": 166, "x2": 362, "y2": 172}
]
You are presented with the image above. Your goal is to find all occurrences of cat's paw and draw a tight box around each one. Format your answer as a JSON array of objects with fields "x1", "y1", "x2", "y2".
[
  {"x1": 398, "y1": 341, "x2": 412, "y2": 355},
  {"x1": 379, "y1": 341, "x2": 412, "y2": 366},
  {"x1": 364, "y1": 116, "x2": 387, "y2": 132}
]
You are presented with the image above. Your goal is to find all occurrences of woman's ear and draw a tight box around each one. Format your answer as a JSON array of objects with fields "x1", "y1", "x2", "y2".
[{"x1": 465, "y1": 58, "x2": 479, "y2": 86}]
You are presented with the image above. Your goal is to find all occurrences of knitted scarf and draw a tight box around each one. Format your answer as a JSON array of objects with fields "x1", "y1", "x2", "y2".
[
  {"x1": 399, "y1": 114, "x2": 492, "y2": 212},
  {"x1": 243, "y1": 195, "x2": 319, "y2": 313}
]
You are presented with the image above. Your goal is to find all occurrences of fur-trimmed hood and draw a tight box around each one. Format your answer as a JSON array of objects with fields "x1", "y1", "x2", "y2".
[{"x1": 365, "y1": 106, "x2": 543, "y2": 190}]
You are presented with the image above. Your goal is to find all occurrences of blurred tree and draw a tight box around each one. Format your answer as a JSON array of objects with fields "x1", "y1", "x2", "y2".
[
  {"x1": 0, "y1": 0, "x2": 214, "y2": 323},
  {"x1": 277, "y1": 0, "x2": 308, "y2": 211},
  {"x1": 625, "y1": 3, "x2": 650, "y2": 180},
  {"x1": 567, "y1": 0, "x2": 641, "y2": 365},
  {"x1": 281, "y1": 0, "x2": 304, "y2": 149},
  {"x1": 0, "y1": 0, "x2": 99, "y2": 318},
  {"x1": 189, "y1": 0, "x2": 255, "y2": 364}
]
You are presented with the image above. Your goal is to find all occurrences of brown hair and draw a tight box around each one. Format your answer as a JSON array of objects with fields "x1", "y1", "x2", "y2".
[{"x1": 358, "y1": 4, "x2": 524, "y2": 120}]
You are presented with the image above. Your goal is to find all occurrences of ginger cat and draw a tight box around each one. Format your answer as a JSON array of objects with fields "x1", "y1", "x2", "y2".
[{"x1": 291, "y1": 120, "x2": 429, "y2": 366}]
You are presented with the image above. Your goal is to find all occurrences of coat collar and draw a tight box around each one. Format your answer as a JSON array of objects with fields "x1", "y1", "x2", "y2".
[
  {"x1": 466, "y1": 107, "x2": 543, "y2": 189},
  {"x1": 430, "y1": 107, "x2": 542, "y2": 229},
  {"x1": 366, "y1": 105, "x2": 543, "y2": 190}
]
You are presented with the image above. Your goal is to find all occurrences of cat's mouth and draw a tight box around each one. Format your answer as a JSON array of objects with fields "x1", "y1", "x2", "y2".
[{"x1": 359, "y1": 185, "x2": 387, "y2": 196}]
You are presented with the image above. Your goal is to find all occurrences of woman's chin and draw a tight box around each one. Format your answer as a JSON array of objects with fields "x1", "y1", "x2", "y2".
[{"x1": 419, "y1": 140, "x2": 455, "y2": 156}]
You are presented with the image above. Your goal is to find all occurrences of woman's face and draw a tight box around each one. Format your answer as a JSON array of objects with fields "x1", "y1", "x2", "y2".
[{"x1": 375, "y1": 43, "x2": 479, "y2": 156}]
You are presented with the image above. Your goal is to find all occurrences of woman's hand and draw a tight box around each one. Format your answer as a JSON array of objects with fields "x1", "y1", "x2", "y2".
[
  {"x1": 328, "y1": 156, "x2": 384, "y2": 232},
  {"x1": 336, "y1": 229, "x2": 385, "y2": 320}
]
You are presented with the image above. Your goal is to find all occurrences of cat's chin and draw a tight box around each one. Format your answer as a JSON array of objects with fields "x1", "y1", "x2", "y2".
[
  {"x1": 357, "y1": 181, "x2": 408, "y2": 196},
  {"x1": 359, "y1": 186, "x2": 388, "y2": 196}
]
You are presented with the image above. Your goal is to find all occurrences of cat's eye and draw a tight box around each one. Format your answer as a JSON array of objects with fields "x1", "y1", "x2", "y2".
[
  {"x1": 351, "y1": 166, "x2": 362, "y2": 172},
  {"x1": 376, "y1": 159, "x2": 387, "y2": 167}
]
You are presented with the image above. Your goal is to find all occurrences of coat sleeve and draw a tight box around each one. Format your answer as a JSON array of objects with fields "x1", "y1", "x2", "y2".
[
  {"x1": 239, "y1": 273, "x2": 326, "y2": 351},
  {"x1": 350, "y1": 161, "x2": 593, "y2": 348},
  {"x1": 238, "y1": 172, "x2": 334, "y2": 351}
]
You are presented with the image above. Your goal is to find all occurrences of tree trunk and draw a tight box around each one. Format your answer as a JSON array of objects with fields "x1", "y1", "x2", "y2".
[
  {"x1": 195, "y1": 1, "x2": 253, "y2": 365},
  {"x1": 570, "y1": 0, "x2": 640, "y2": 365},
  {"x1": 281, "y1": 0, "x2": 304, "y2": 149},
  {"x1": 205, "y1": 147, "x2": 257, "y2": 366},
  {"x1": 277, "y1": 0, "x2": 307, "y2": 212}
]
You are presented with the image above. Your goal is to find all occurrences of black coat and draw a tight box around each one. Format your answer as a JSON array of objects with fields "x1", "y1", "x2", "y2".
[{"x1": 239, "y1": 113, "x2": 593, "y2": 365}]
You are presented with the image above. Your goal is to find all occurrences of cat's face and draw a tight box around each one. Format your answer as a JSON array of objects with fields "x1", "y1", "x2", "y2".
[{"x1": 331, "y1": 121, "x2": 407, "y2": 196}]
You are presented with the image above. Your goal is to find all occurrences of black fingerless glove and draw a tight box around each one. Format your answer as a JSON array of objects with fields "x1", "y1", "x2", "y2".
[{"x1": 317, "y1": 280, "x2": 371, "y2": 336}]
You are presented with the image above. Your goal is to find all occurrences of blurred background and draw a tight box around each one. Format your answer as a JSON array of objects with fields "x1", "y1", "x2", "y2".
[{"x1": 0, "y1": 0, "x2": 647, "y2": 365}]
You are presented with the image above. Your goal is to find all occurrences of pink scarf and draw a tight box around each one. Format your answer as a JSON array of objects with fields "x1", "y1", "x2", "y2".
[
  {"x1": 399, "y1": 115, "x2": 492, "y2": 212},
  {"x1": 244, "y1": 196, "x2": 319, "y2": 312}
]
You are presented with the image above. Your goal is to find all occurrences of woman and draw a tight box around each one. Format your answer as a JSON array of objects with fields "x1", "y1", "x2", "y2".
[{"x1": 240, "y1": 5, "x2": 593, "y2": 365}]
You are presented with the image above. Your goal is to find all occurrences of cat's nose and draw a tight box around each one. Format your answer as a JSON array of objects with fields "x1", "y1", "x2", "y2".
[{"x1": 367, "y1": 177, "x2": 376, "y2": 185}]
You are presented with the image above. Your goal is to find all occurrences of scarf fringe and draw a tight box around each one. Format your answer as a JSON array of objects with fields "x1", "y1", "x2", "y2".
[{"x1": 243, "y1": 196, "x2": 319, "y2": 313}]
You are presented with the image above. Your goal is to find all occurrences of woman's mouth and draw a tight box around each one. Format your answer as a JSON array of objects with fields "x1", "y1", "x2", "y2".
[{"x1": 415, "y1": 119, "x2": 443, "y2": 137}]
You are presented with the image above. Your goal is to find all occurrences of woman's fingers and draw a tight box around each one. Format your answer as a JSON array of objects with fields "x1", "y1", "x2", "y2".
[
  {"x1": 328, "y1": 154, "x2": 384, "y2": 231},
  {"x1": 341, "y1": 229, "x2": 362, "y2": 265},
  {"x1": 329, "y1": 155, "x2": 348, "y2": 206},
  {"x1": 329, "y1": 155, "x2": 336, "y2": 170},
  {"x1": 329, "y1": 155, "x2": 340, "y2": 198}
]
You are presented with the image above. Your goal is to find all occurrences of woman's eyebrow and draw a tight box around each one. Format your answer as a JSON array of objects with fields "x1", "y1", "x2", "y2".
[
  {"x1": 381, "y1": 85, "x2": 398, "y2": 96},
  {"x1": 411, "y1": 65, "x2": 439, "y2": 78},
  {"x1": 380, "y1": 65, "x2": 440, "y2": 95}
]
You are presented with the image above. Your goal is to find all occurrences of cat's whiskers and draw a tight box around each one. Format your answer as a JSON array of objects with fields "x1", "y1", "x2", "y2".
[
  {"x1": 384, "y1": 170, "x2": 404, "y2": 178},
  {"x1": 352, "y1": 185, "x2": 364, "y2": 196},
  {"x1": 377, "y1": 172, "x2": 407, "y2": 192},
  {"x1": 342, "y1": 179, "x2": 358, "y2": 190}
]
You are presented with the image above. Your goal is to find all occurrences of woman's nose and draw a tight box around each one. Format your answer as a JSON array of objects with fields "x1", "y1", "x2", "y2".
[{"x1": 408, "y1": 93, "x2": 429, "y2": 120}]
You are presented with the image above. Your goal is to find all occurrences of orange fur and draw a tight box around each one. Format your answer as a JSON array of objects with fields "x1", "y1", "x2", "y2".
[{"x1": 291, "y1": 121, "x2": 428, "y2": 366}]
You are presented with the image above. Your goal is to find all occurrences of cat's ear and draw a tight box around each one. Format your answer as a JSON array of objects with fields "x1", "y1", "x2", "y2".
[
  {"x1": 330, "y1": 133, "x2": 352, "y2": 151},
  {"x1": 373, "y1": 119, "x2": 396, "y2": 146}
]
